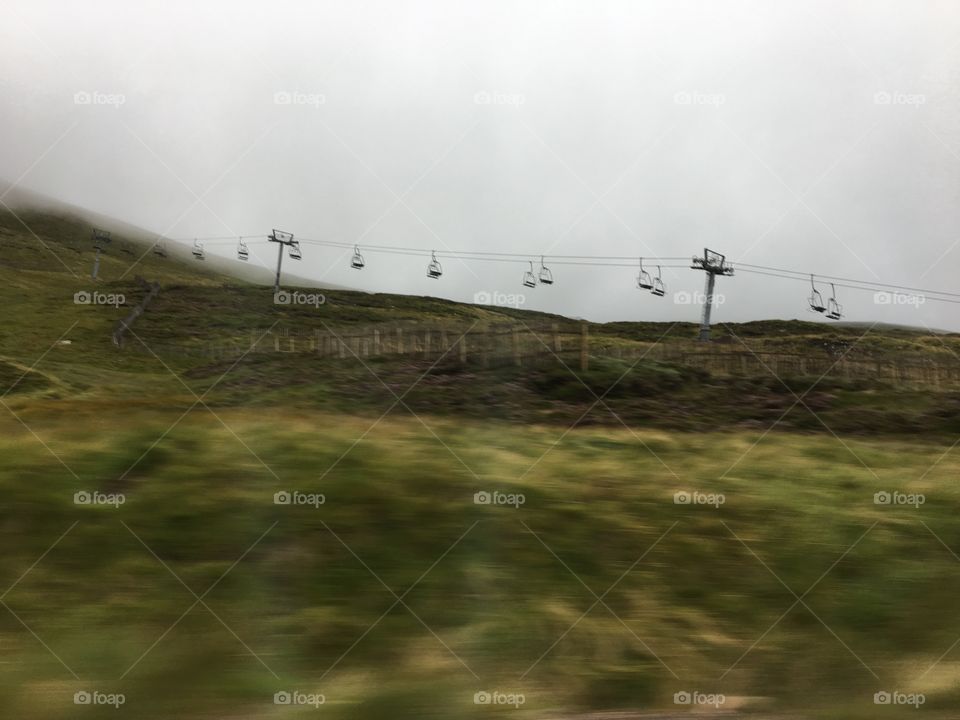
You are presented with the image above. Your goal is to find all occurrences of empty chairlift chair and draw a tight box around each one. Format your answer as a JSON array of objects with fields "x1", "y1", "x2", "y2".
[
  {"x1": 637, "y1": 258, "x2": 653, "y2": 290},
  {"x1": 651, "y1": 265, "x2": 666, "y2": 297},
  {"x1": 351, "y1": 245, "x2": 365, "y2": 269},
  {"x1": 153, "y1": 241, "x2": 167, "y2": 258},
  {"x1": 288, "y1": 240, "x2": 302, "y2": 260},
  {"x1": 808, "y1": 275, "x2": 826, "y2": 313},
  {"x1": 826, "y1": 283, "x2": 843, "y2": 320},
  {"x1": 522, "y1": 261, "x2": 537, "y2": 288},
  {"x1": 538, "y1": 256, "x2": 554, "y2": 285},
  {"x1": 427, "y1": 251, "x2": 443, "y2": 279},
  {"x1": 192, "y1": 240, "x2": 205, "y2": 260},
  {"x1": 237, "y1": 238, "x2": 249, "y2": 261}
]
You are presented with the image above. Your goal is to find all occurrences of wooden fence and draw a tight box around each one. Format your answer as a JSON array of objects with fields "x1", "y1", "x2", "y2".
[{"x1": 130, "y1": 322, "x2": 960, "y2": 387}]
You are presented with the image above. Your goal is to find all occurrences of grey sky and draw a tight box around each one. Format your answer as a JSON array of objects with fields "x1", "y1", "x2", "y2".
[{"x1": 1, "y1": 0, "x2": 958, "y2": 328}]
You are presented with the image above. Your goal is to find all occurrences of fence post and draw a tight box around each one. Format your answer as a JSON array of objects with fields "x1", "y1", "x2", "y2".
[
  {"x1": 338, "y1": 337, "x2": 346, "y2": 359},
  {"x1": 580, "y1": 322, "x2": 589, "y2": 371},
  {"x1": 425, "y1": 330, "x2": 432, "y2": 359},
  {"x1": 373, "y1": 329, "x2": 381, "y2": 356},
  {"x1": 396, "y1": 328, "x2": 404, "y2": 354},
  {"x1": 513, "y1": 327, "x2": 522, "y2": 367},
  {"x1": 274, "y1": 334, "x2": 280, "y2": 352}
]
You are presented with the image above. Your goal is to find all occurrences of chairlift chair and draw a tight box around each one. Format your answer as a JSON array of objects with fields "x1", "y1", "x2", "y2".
[
  {"x1": 651, "y1": 266, "x2": 666, "y2": 297},
  {"x1": 237, "y1": 239, "x2": 249, "y2": 261},
  {"x1": 522, "y1": 261, "x2": 537, "y2": 288},
  {"x1": 427, "y1": 251, "x2": 443, "y2": 279},
  {"x1": 637, "y1": 258, "x2": 653, "y2": 290},
  {"x1": 826, "y1": 283, "x2": 843, "y2": 320},
  {"x1": 351, "y1": 245, "x2": 365, "y2": 269},
  {"x1": 288, "y1": 240, "x2": 302, "y2": 260},
  {"x1": 538, "y1": 256, "x2": 554, "y2": 285},
  {"x1": 192, "y1": 240, "x2": 205, "y2": 260},
  {"x1": 153, "y1": 241, "x2": 166, "y2": 258},
  {"x1": 808, "y1": 275, "x2": 826, "y2": 313}
]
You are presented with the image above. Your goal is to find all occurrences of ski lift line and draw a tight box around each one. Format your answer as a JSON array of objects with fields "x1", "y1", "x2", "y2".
[
  {"x1": 737, "y1": 268, "x2": 960, "y2": 305},
  {"x1": 733, "y1": 262, "x2": 960, "y2": 300}
]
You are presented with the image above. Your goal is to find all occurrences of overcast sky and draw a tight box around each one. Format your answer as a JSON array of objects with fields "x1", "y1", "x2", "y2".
[{"x1": 1, "y1": 0, "x2": 958, "y2": 328}]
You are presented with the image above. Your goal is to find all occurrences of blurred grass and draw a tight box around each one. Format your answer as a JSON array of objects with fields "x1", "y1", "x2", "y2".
[{"x1": 1, "y1": 409, "x2": 959, "y2": 718}]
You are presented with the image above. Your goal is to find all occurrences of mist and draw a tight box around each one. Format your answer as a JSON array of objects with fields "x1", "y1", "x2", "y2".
[{"x1": 1, "y1": 0, "x2": 958, "y2": 328}]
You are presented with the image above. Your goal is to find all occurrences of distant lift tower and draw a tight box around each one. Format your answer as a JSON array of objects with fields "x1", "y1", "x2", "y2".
[
  {"x1": 691, "y1": 248, "x2": 734, "y2": 341},
  {"x1": 268, "y1": 229, "x2": 297, "y2": 295},
  {"x1": 91, "y1": 229, "x2": 111, "y2": 280}
]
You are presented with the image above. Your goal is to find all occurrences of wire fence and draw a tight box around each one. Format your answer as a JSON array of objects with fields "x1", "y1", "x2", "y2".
[{"x1": 128, "y1": 321, "x2": 960, "y2": 387}]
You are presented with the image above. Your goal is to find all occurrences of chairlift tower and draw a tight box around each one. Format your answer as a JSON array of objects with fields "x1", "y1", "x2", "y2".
[
  {"x1": 91, "y1": 229, "x2": 111, "y2": 280},
  {"x1": 268, "y1": 229, "x2": 296, "y2": 295},
  {"x1": 690, "y1": 248, "x2": 734, "y2": 341}
]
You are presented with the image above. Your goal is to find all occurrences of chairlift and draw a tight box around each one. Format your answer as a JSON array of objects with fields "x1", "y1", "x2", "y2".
[
  {"x1": 237, "y1": 238, "x2": 249, "y2": 261},
  {"x1": 522, "y1": 261, "x2": 537, "y2": 288},
  {"x1": 538, "y1": 256, "x2": 554, "y2": 285},
  {"x1": 427, "y1": 250, "x2": 443, "y2": 279},
  {"x1": 808, "y1": 274, "x2": 826, "y2": 313},
  {"x1": 826, "y1": 283, "x2": 843, "y2": 320},
  {"x1": 288, "y1": 240, "x2": 302, "y2": 260},
  {"x1": 153, "y1": 240, "x2": 166, "y2": 258},
  {"x1": 651, "y1": 265, "x2": 665, "y2": 297},
  {"x1": 637, "y1": 258, "x2": 653, "y2": 290},
  {"x1": 192, "y1": 240, "x2": 205, "y2": 260},
  {"x1": 351, "y1": 245, "x2": 365, "y2": 269}
]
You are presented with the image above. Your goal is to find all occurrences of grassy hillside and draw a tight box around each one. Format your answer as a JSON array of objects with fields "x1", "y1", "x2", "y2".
[{"x1": 2, "y1": 205, "x2": 960, "y2": 719}]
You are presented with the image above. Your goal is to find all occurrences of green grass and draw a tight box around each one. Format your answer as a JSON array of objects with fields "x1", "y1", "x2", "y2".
[{"x1": 1, "y1": 410, "x2": 959, "y2": 719}]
